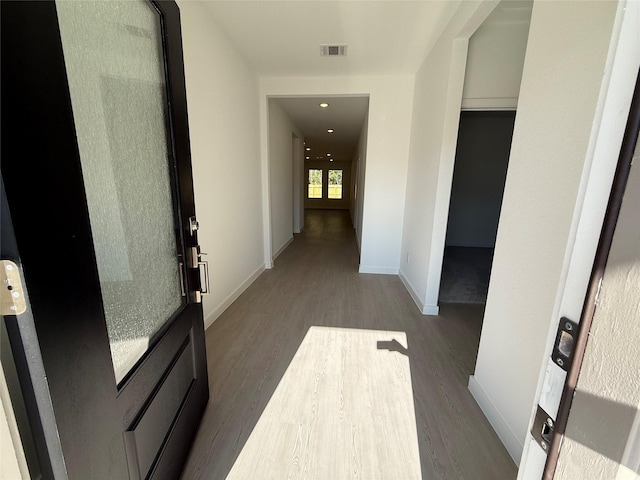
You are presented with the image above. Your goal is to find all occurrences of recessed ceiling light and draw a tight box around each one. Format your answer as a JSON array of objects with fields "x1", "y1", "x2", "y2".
[
  {"x1": 319, "y1": 103, "x2": 329, "y2": 108},
  {"x1": 330, "y1": 159, "x2": 334, "y2": 162},
  {"x1": 326, "y1": 153, "x2": 331, "y2": 157},
  {"x1": 305, "y1": 156, "x2": 310, "y2": 160},
  {"x1": 305, "y1": 147, "x2": 311, "y2": 151},
  {"x1": 327, "y1": 129, "x2": 334, "y2": 133}
]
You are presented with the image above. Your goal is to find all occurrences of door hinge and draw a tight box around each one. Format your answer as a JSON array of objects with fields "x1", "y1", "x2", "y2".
[
  {"x1": 1, "y1": 260, "x2": 27, "y2": 315},
  {"x1": 531, "y1": 404, "x2": 555, "y2": 454},
  {"x1": 552, "y1": 317, "x2": 578, "y2": 371}
]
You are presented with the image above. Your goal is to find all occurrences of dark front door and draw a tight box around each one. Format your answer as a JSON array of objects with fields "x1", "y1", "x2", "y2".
[{"x1": 1, "y1": 1, "x2": 209, "y2": 478}]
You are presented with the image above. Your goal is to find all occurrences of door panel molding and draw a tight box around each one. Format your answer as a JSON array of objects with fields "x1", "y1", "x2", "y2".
[{"x1": 1, "y1": 1, "x2": 209, "y2": 478}]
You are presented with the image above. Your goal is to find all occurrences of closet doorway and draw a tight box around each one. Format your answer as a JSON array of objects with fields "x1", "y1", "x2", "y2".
[{"x1": 438, "y1": 110, "x2": 515, "y2": 304}]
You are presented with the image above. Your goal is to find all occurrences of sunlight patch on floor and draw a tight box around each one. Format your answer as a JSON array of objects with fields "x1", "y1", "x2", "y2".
[{"x1": 226, "y1": 326, "x2": 421, "y2": 480}]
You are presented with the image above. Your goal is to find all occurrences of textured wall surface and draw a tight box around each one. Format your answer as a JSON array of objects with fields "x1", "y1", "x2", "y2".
[{"x1": 556, "y1": 143, "x2": 640, "y2": 480}]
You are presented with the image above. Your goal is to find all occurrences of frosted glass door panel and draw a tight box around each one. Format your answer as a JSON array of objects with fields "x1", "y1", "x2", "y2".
[{"x1": 57, "y1": 1, "x2": 183, "y2": 384}]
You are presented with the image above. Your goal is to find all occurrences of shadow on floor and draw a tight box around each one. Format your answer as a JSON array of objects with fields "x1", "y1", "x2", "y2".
[{"x1": 180, "y1": 210, "x2": 516, "y2": 480}]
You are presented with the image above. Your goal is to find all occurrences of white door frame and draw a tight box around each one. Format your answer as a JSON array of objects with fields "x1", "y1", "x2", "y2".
[{"x1": 518, "y1": 1, "x2": 640, "y2": 477}]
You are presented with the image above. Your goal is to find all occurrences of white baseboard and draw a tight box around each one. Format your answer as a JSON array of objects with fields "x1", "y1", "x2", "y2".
[
  {"x1": 399, "y1": 271, "x2": 423, "y2": 310},
  {"x1": 468, "y1": 375, "x2": 523, "y2": 464},
  {"x1": 422, "y1": 304, "x2": 439, "y2": 315},
  {"x1": 203, "y1": 264, "x2": 266, "y2": 330},
  {"x1": 273, "y1": 236, "x2": 294, "y2": 261},
  {"x1": 358, "y1": 265, "x2": 399, "y2": 275},
  {"x1": 398, "y1": 272, "x2": 440, "y2": 316}
]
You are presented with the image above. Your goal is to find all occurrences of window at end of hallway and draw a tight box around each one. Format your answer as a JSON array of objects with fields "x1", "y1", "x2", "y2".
[
  {"x1": 308, "y1": 169, "x2": 322, "y2": 199},
  {"x1": 328, "y1": 169, "x2": 342, "y2": 199}
]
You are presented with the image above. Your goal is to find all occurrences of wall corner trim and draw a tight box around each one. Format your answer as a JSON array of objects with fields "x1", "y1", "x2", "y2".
[
  {"x1": 422, "y1": 304, "x2": 439, "y2": 316},
  {"x1": 273, "y1": 236, "x2": 294, "y2": 262},
  {"x1": 398, "y1": 271, "x2": 439, "y2": 315},
  {"x1": 358, "y1": 266, "x2": 399, "y2": 275},
  {"x1": 399, "y1": 271, "x2": 424, "y2": 312},
  {"x1": 468, "y1": 375, "x2": 523, "y2": 465},
  {"x1": 203, "y1": 263, "x2": 266, "y2": 330}
]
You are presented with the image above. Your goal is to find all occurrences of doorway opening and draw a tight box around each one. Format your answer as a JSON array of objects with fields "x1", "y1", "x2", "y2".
[
  {"x1": 292, "y1": 133, "x2": 303, "y2": 234},
  {"x1": 267, "y1": 95, "x2": 369, "y2": 263},
  {"x1": 436, "y1": 0, "x2": 532, "y2": 307},
  {"x1": 438, "y1": 110, "x2": 515, "y2": 305}
]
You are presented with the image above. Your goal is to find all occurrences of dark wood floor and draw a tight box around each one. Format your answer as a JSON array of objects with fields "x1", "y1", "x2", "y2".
[{"x1": 180, "y1": 209, "x2": 517, "y2": 479}]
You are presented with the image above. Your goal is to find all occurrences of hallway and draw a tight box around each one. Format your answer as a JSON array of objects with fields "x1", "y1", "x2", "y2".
[{"x1": 180, "y1": 209, "x2": 516, "y2": 479}]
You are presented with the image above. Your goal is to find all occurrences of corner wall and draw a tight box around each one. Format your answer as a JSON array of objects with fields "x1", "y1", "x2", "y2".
[
  {"x1": 470, "y1": 0, "x2": 620, "y2": 462},
  {"x1": 399, "y1": 1, "x2": 498, "y2": 314},
  {"x1": 268, "y1": 99, "x2": 304, "y2": 259},
  {"x1": 461, "y1": 5, "x2": 531, "y2": 110},
  {"x1": 353, "y1": 114, "x2": 369, "y2": 250},
  {"x1": 178, "y1": 1, "x2": 265, "y2": 329}
]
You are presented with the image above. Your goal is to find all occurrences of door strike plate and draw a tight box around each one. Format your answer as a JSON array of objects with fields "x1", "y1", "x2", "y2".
[
  {"x1": 531, "y1": 404, "x2": 554, "y2": 454},
  {"x1": 552, "y1": 317, "x2": 578, "y2": 371},
  {"x1": 1, "y1": 260, "x2": 26, "y2": 315}
]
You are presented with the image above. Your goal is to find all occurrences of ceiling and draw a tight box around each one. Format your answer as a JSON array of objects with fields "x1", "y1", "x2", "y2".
[
  {"x1": 271, "y1": 96, "x2": 370, "y2": 163},
  {"x1": 199, "y1": 0, "x2": 532, "y2": 162},
  {"x1": 199, "y1": 1, "x2": 464, "y2": 77}
]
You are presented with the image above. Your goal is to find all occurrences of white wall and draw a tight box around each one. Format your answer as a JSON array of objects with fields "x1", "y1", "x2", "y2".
[
  {"x1": 260, "y1": 78, "x2": 414, "y2": 275},
  {"x1": 353, "y1": 114, "x2": 369, "y2": 250},
  {"x1": 292, "y1": 134, "x2": 304, "y2": 234},
  {"x1": 350, "y1": 157, "x2": 358, "y2": 228},
  {"x1": 470, "y1": 0, "x2": 620, "y2": 463},
  {"x1": 461, "y1": 4, "x2": 531, "y2": 110},
  {"x1": 268, "y1": 99, "x2": 304, "y2": 259},
  {"x1": 178, "y1": 1, "x2": 265, "y2": 329},
  {"x1": 399, "y1": 1, "x2": 498, "y2": 315}
]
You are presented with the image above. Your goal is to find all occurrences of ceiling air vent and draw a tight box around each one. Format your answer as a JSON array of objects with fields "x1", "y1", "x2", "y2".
[{"x1": 320, "y1": 44, "x2": 347, "y2": 57}]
